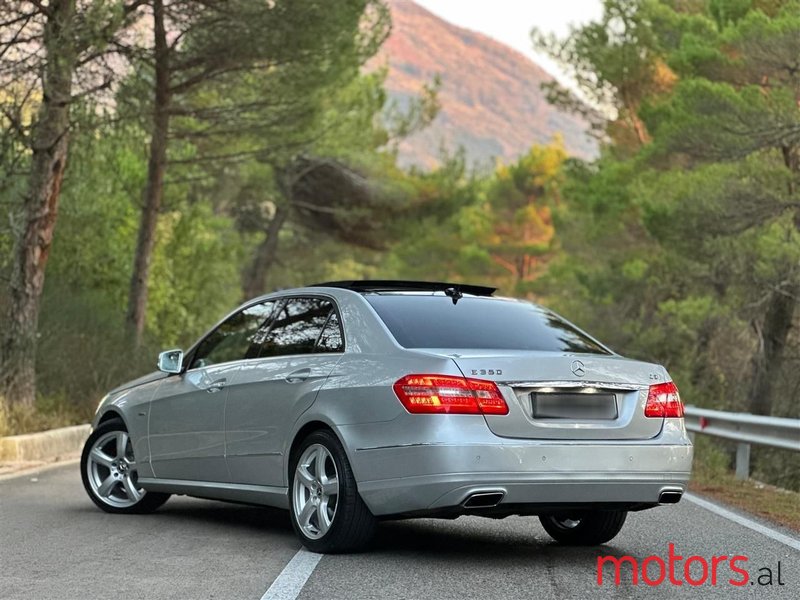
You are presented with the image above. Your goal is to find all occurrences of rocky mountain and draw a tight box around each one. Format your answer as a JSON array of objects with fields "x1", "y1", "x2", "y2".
[{"x1": 379, "y1": 0, "x2": 597, "y2": 168}]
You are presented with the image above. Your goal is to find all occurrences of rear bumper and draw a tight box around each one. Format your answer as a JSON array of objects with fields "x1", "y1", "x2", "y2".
[
  {"x1": 358, "y1": 468, "x2": 691, "y2": 516},
  {"x1": 343, "y1": 428, "x2": 692, "y2": 516}
]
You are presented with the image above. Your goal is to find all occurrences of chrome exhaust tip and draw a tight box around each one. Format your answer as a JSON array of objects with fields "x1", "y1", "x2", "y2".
[
  {"x1": 658, "y1": 490, "x2": 683, "y2": 504},
  {"x1": 462, "y1": 491, "x2": 505, "y2": 508}
]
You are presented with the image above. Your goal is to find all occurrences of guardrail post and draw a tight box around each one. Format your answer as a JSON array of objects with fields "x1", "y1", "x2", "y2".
[{"x1": 735, "y1": 442, "x2": 751, "y2": 480}]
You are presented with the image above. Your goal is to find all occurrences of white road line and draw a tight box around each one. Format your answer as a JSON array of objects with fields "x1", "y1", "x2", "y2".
[
  {"x1": 685, "y1": 492, "x2": 800, "y2": 552},
  {"x1": 260, "y1": 549, "x2": 323, "y2": 600}
]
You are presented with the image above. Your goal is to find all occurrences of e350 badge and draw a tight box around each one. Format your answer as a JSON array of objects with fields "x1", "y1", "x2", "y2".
[{"x1": 471, "y1": 369, "x2": 502, "y2": 376}]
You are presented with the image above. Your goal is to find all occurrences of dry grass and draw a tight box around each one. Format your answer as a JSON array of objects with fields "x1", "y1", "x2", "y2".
[
  {"x1": 0, "y1": 396, "x2": 90, "y2": 437},
  {"x1": 689, "y1": 474, "x2": 800, "y2": 532},
  {"x1": 690, "y1": 436, "x2": 800, "y2": 532}
]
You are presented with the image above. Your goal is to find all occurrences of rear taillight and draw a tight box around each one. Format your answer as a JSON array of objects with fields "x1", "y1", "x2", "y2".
[
  {"x1": 393, "y1": 374, "x2": 509, "y2": 415},
  {"x1": 644, "y1": 381, "x2": 683, "y2": 418}
]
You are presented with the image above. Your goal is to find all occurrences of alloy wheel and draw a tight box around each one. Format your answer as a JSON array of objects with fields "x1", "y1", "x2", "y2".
[
  {"x1": 292, "y1": 443, "x2": 340, "y2": 539},
  {"x1": 86, "y1": 430, "x2": 145, "y2": 508}
]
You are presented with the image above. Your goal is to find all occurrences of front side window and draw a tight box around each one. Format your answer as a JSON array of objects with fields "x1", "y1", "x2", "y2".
[
  {"x1": 259, "y1": 297, "x2": 342, "y2": 357},
  {"x1": 191, "y1": 301, "x2": 276, "y2": 369}
]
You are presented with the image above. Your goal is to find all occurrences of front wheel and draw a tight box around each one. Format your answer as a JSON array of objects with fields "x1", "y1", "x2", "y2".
[
  {"x1": 539, "y1": 510, "x2": 627, "y2": 545},
  {"x1": 81, "y1": 419, "x2": 169, "y2": 514},
  {"x1": 289, "y1": 430, "x2": 376, "y2": 553}
]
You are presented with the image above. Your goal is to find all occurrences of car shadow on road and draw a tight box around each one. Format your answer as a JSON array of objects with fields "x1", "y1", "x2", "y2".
[
  {"x1": 155, "y1": 500, "x2": 296, "y2": 534},
  {"x1": 370, "y1": 518, "x2": 623, "y2": 561},
  {"x1": 68, "y1": 497, "x2": 296, "y2": 538},
  {"x1": 68, "y1": 499, "x2": 629, "y2": 560}
]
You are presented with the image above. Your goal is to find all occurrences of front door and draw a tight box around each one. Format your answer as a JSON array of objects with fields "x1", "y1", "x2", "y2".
[
  {"x1": 149, "y1": 363, "x2": 238, "y2": 482},
  {"x1": 148, "y1": 300, "x2": 277, "y2": 482}
]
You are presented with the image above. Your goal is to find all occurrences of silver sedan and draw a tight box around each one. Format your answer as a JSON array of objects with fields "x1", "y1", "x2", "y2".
[{"x1": 81, "y1": 281, "x2": 693, "y2": 552}]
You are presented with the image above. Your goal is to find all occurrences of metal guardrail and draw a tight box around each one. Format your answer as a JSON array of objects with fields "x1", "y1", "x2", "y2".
[{"x1": 684, "y1": 406, "x2": 800, "y2": 480}]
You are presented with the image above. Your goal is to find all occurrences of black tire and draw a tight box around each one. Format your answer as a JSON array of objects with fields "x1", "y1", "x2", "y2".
[
  {"x1": 288, "y1": 429, "x2": 376, "y2": 553},
  {"x1": 539, "y1": 510, "x2": 627, "y2": 545},
  {"x1": 81, "y1": 418, "x2": 170, "y2": 514}
]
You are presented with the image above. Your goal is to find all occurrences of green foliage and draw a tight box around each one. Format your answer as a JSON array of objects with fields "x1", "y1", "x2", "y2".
[
  {"x1": 46, "y1": 120, "x2": 144, "y2": 305},
  {"x1": 535, "y1": 0, "x2": 799, "y2": 433},
  {"x1": 709, "y1": 0, "x2": 753, "y2": 27},
  {"x1": 385, "y1": 140, "x2": 568, "y2": 295},
  {"x1": 147, "y1": 203, "x2": 249, "y2": 345},
  {"x1": 532, "y1": 0, "x2": 672, "y2": 148},
  {"x1": 0, "y1": 1, "x2": 414, "y2": 418}
]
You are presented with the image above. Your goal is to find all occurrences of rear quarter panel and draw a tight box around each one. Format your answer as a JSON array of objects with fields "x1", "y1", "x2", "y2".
[{"x1": 286, "y1": 351, "x2": 464, "y2": 484}]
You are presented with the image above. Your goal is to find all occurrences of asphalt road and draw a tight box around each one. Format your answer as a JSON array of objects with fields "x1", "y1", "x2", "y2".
[{"x1": 1, "y1": 462, "x2": 798, "y2": 600}]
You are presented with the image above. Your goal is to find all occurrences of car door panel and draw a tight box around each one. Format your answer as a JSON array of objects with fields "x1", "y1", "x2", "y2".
[
  {"x1": 225, "y1": 296, "x2": 345, "y2": 487},
  {"x1": 147, "y1": 300, "x2": 276, "y2": 483},
  {"x1": 148, "y1": 363, "x2": 239, "y2": 482},
  {"x1": 225, "y1": 355, "x2": 342, "y2": 487}
]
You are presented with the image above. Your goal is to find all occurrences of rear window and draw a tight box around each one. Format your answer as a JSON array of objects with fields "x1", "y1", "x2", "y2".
[{"x1": 366, "y1": 295, "x2": 610, "y2": 354}]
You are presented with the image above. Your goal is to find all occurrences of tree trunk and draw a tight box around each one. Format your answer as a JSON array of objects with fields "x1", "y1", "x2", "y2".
[
  {"x1": 125, "y1": 0, "x2": 170, "y2": 345},
  {"x1": 630, "y1": 112, "x2": 650, "y2": 147},
  {"x1": 0, "y1": 1, "x2": 76, "y2": 408},
  {"x1": 242, "y1": 202, "x2": 291, "y2": 299},
  {"x1": 747, "y1": 284, "x2": 797, "y2": 415},
  {"x1": 749, "y1": 144, "x2": 800, "y2": 414}
]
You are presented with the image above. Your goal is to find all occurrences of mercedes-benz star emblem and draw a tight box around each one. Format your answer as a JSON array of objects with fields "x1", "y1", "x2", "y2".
[{"x1": 571, "y1": 359, "x2": 586, "y2": 377}]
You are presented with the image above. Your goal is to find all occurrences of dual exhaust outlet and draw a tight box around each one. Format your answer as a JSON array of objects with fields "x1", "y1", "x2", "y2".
[
  {"x1": 462, "y1": 489, "x2": 682, "y2": 508},
  {"x1": 462, "y1": 490, "x2": 505, "y2": 508}
]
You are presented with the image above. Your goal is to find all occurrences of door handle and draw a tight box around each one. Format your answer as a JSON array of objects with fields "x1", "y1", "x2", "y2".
[
  {"x1": 206, "y1": 378, "x2": 227, "y2": 393},
  {"x1": 285, "y1": 368, "x2": 311, "y2": 384}
]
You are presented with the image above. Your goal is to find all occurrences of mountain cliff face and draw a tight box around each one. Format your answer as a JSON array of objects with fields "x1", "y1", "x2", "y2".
[{"x1": 379, "y1": 0, "x2": 597, "y2": 168}]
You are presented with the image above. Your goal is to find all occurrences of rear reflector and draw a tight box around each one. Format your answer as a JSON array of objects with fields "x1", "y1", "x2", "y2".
[
  {"x1": 644, "y1": 381, "x2": 684, "y2": 418},
  {"x1": 393, "y1": 374, "x2": 509, "y2": 415}
]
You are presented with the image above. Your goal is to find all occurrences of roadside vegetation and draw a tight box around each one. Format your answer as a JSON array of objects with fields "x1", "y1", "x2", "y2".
[
  {"x1": 0, "y1": 1, "x2": 797, "y2": 494},
  {"x1": 690, "y1": 437, "x2": 800, "y2": 530}
]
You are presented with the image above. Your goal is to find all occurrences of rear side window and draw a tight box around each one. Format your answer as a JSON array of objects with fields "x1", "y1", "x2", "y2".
[
  {"x1": 317, "y1": 312, "x2": 344, "y2": 352},
  {"x1": 259, "y1": 297, "x2": 343, "y2": 357},
  {"x1": 366, "y1": 295, "x2": 609, "y2": 354}
]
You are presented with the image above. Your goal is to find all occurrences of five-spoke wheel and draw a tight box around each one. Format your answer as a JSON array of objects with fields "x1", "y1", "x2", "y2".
[
  {"x1": 292, "y1": 444, "x2": 339, "y2": 539},
  {"x1": 81, "y1": 419, "x2": 169, "y2": 514},
  {"x1": 289, "y1": 430, "x2": 376, "y2": 553},
  {"x1": 86, "y1": 430, "x2": 143, "y2": 508}
]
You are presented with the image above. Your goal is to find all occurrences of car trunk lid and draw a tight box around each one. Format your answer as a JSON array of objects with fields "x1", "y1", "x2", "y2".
[{"x1": 416, "y1": 349, "x2": 666, "y2": 440}]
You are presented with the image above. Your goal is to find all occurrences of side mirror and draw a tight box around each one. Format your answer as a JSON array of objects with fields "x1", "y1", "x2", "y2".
[{"x1": 157, "y1": 349, "x2": 183, "y2": 374}]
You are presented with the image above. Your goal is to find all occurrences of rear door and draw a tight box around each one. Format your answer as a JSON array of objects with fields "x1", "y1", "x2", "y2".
[
  {"x1": 225, "y1": 296, "x2": 344, "y2": 487},
  {"x1": 148, "y1": 301, "x2": 276, "y2": 481}
]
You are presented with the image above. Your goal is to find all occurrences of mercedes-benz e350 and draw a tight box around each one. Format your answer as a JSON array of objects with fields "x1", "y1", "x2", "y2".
[{"x1": 81, "y1": 280, "x2": 693, "y2": 552}]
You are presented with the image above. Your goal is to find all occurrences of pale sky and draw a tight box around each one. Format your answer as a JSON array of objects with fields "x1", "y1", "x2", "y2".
[{"x1": 414, "y1": 1, "x2": 604, "y2": 85}]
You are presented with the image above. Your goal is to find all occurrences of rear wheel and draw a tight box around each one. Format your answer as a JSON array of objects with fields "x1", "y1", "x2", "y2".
[
  {"x1": 539, "y1": 510, "x2": 627, "y2": 545},
  {"x1": 289, "y1": 430, "x2": 376, "y2": 553},
  {"x1": 81, "y1": 419, "x2": 169, "y2": 514}
]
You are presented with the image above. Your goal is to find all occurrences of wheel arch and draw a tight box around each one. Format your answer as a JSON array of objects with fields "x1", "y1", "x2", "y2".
[
  {"x1": 286, "y1": 418, "x2": 349, "y2": 485},
  {"x1": 94, "y1": 408, "x2": 128, "y2": 430}
]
